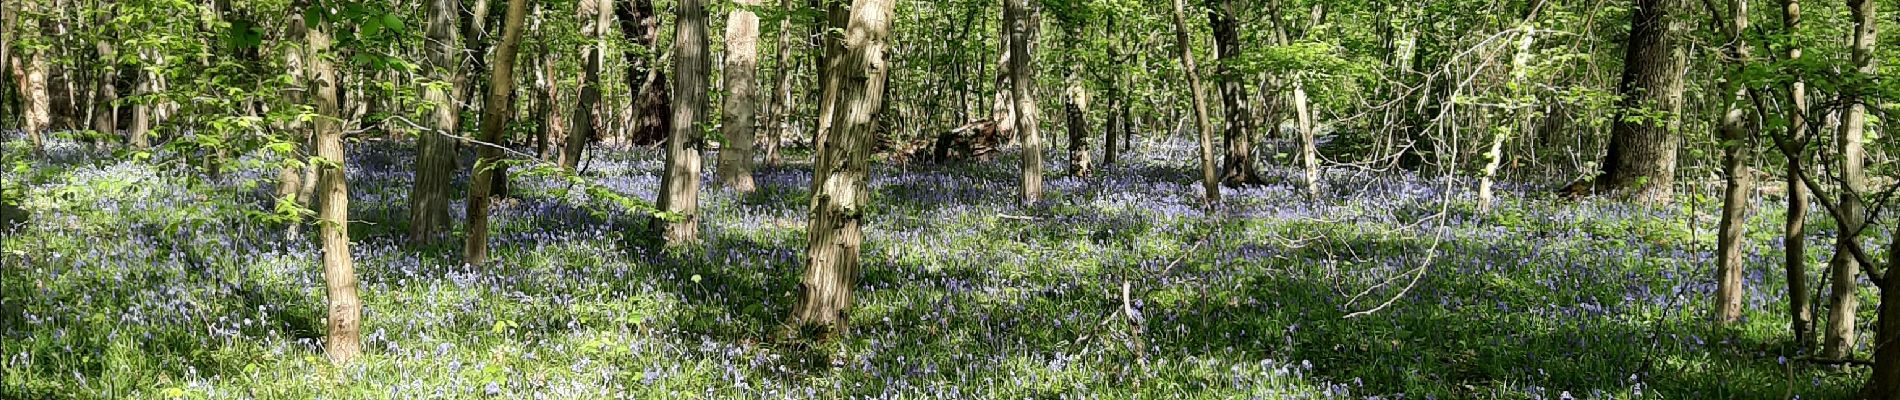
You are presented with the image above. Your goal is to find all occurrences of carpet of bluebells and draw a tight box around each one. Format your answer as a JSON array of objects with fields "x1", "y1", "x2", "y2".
[{"x1": 0, "y1": 133, "x2": 1887, "y2": 399}]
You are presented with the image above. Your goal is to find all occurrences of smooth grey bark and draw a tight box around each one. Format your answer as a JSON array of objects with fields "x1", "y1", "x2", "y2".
[
  {"x1": 463, "y1": 0, "x2": 530, "y2": 266},
  {"x1": 652, "y1": 0, "x2": 711, "y2": 245},
  {"x1": 717, "y1": 0, "x2": 762, "y2": 192}
]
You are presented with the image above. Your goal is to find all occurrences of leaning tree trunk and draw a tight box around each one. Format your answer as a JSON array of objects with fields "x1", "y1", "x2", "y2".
[
  {"x1": 303, "y1": 4, "x2": 361, "y2": 364},
  {"x1": 1006, "y1": 0, "x2": 1043, "y2": 204},
  {"x1": 652, "y1": 0, "x2": 710, "y2": 245},
  {"x1": 1210, "y1": 1, "x2": 1262, "y2": 187},
  {"x1": 1170, "y1": 0, "x2": 1219, "y2": 205},
  {"x1": 409, "y1": 0, "x2": 464, "y2": 243},
  {"x1": 1779, "y1": 0, "x2": 1814, "y2": 349},
  {"x1": 1825, "y1": 0, "x2": 1876, "y2": 362},
  {"x1": 1712, "y1": 0, "x2": 1754, "y2": 324},
  {"x1": 1479, "y1": 26, "x2": 1536, "y2": 213},
  {"x1": 716, "y1": 0, "x2": 761, "y2": 192},
  {"x1": 563, "y1": 0, "x2": 612, "y2": 171},
  {"x1": 463, "y1": 0, "x2": 530, "y2": 266},
  {"x1": 1593, "y1": 0, "x2": 1687, "y2": 202},
  {"x1": 990, "y1": 3, "x2": 1015, "y2": 145},
  {"x1": 791, "y1": 0, "x2": 898, "y2": 337}
]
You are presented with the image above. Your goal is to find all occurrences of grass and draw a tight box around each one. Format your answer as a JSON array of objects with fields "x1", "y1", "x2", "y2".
[{"x1": 0, "y1": 135, "x2": 1885, "y2": 399}]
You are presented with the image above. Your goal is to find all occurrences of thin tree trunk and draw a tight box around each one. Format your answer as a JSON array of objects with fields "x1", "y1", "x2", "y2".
[
  {"x1": 304, "y1": 4, "x2": 361, "y2": 363},
  {"x1": 1479, "y1": 27, "x2": 1537, "y2": 213},
  {"x1": 1592, "y1": 0, "x2": 1687, "y2": 202},
  {"x1": 717, "y1": 0, "x2": 761, "y2": 192},
  {"x1": 1006, "y1": 0, "x2": 1042, "y2": 204},
  {"x1": 1780, "y1": 0, "x2": 1813, "y2": 350},
  {"x1": 409, "y1": 0, "x2": 464, "y2": 243},
  {"x1": 1824, "y1": 0, "x2": 1875, "y2": 361},
  {"x1": 463, "y1": 0, "x2": 529, "y2": 266},
  {"x1": 990, "y1": 3, "x2": 1015, "y2": 145},
  {"x1": 762, "y1": 0, "x2": 796, "y2": 166},
  {"x1": 652, "y1": 0, "x2": 710, "y2": 245},
  {"x1": 1169, "y1": 0, "x2": 1219, "y2": 205},
  {"x1": 791, "y1": 0, "x2": 897, "y2": 336},
  {"x1": 1712, "y1": 0, "x2": 1754, "y2": 324},
  {"x1": 563, "y1": 0, "x2": 612, "y2": 171}
]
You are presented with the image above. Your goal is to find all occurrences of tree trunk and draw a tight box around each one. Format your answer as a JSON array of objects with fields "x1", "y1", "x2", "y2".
[
  {"x1": 1712, "y1": 0, "x2": 1754, "y2": 324},
  {"x1": 990, "y1": 3, "x2": 1014, "y2": 145},
  {"x1": 90, "y1": 34, "x2": 117, "y2": 141},
  {"x1": 1064, "y1": 74, "x2": 1090, "y2": 178},
  {"x1": 303, "y1": 4, "x2": 361, "y2": 364},
  {"x1": 563, "y1": 0, "x2": 612, "y2": 171},
  {"x1": 1780, "y1": 0, "x2": 1813, "y2": 350},
  {"x1": 619, "y1": 0, "x2": 671, "y2": 145},
  {"x1": 1210, "y1": 1, "x2": 1261, "y2": 187},
  {"x1": 791, "y1": 0, "x2": 898, "y2": 337},
  {"x1": 1168, "y1": 0, "x2": 1219, "y2": 205},
  {"x1": 538, "y1": 44, "x2": 567, "y2": 162},
  {"x1": 812, "y1": 0, "x2": 848, "y2": 154},
  {"x1": 409, "y1": 0, "x2": 464, "y2": 243},
  {"x1": 1824, "y1": 0, "x2": 1875, "y2": 361},
  {"x1": 1479, "y1": 27, "x2": 1536, "y2": 213},
  {"x1": 762, "y1": 0, "x2": 796, "y2": 166},
  {"x1": 16, "y1": 0, "x2": 49, "y2": 155},
  {"x1": 1006, "y1": 0, "x2": 1042, "y2": 204},
  {"x1": 1863, "y1": 231, "x2": 1900, "y2": 399},
  {"x1": 1593, "y1": 0, "x2": 1687, "y2": 202},
  {"x1": 652, "y1": 0, "x2": 710, "y2": 245},
  {"x1": 717, "y1": 0, "x2": 761, "y2": 192},
  {"x1": 463, "y1": 0, "x2": 530, "y2": 266}
]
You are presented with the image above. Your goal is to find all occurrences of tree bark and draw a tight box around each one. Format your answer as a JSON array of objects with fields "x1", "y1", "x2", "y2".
[
  {"x1": 1006, "y1": 0, "x2": 1042, "y2": 204},
  {"x1": 1479, "y1": 26, "x2": 1537, "y2": 213},
  {"x1": 1711, "y1": 0, "x2": 1754, "y2": 324},
  {"x1": 761, "y1": 0, "x2": 796, "y2": 166},
  {"x1": 791, "y1": 0, "x2": 897, "y2": 337},
  {"x1": 812, "y1": 0, "x2": 848, "y2": 154},
  {"x1": 1210, "y1": 1, "x2": 1261, "y2": 186},
  {"x1": 303, "y1": 3, "x2": 361, "y2": 363},
  {"x1": 652, "y1": 0, "x2": 711, "y2": 245},
  {"x1": 1168, "y1": 0, "x2": 1219, "y2": 205},
  {"x1": 1825, "y1": 0, "x2": 1875, "y2": 361},
  {"x1": 1064, "y1": 71, "x2": 1090, "y2": 178},
  {"x1": 16, "y1": 0, "x2": 49, "y2": 155},
  {"x1": 563, "y1": 0, "x2": 612, "y2": 171},
  {"x1": 717, "y1": 0, "x2": 762, "y2": 192},
  {"x1": 409, "y1": 0, "x2": 465, "y2": 243},
  {"x1": 1780, "y1": 0, "x2": 1814, "y2": 351},
  {"x1": 1864, "y1": 233, "x2": 1900, "y2": 399},
  {"x1": 1593, "y1": 0, "x2": 1687, "y2": 202},
  {"x1": 619, "y1": 0, "x2": 671, "y2": 145},
  {"x1": 463, "y1": 0, "x2": 530, "y2": 266}
]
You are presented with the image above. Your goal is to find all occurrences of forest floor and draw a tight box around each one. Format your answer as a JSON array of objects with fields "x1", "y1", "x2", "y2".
[{"x1": 0, "y1": 135, "x2": 1884, "y2": 399}]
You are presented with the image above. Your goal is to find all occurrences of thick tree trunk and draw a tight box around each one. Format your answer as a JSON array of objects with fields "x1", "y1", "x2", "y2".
[
  {"x1": 563, "y1": 0, "x2": 612, "y2": 171},
  {"x1": 1169, "y1": 0, "x2": 1219, "y2": 205},
  {"x1": 717, "y1": 0, "x2": 761, "y2": 192},
  {"x1": 538, "y1": 46, "x2": 567, "y2": 162},
  {"x1": 1781, "y1": 0, "x2": 1814, "y2": 350},
  {"x1": 410, "y1": 0, "x2": 465, "y2": 243},
  {"x1": 761, "y1": 0, "x2": 796, "y2": 166},
  {"x1": 1006, "y1": 0, "x2": 1042, "y2": 204},
  {"x1": 1712, "y1": 0, "x2": 1754, "y2": 324},
  {"x1": 303, "y1": 6, "x2": 361, "y2": 364},
  {"x1": 90, "y1": 33, "x2": 117, "y2": 140},
  {"x1": 619, "y1": 0, "x2": 671, "y2": 145},
  {"x1": 1210, "y1": 1, "x2": 1261, "y2": 187},
  {"x1": 1594, "y1": 0, "x2": 1687, "y2": 202},
  {"x1": 1064, "y1": 75, "x2": 1090, "y2": 178},
  {"x1": 791, "y1": 0, "x2": 897, "y2": 337},
  {"x1": 652, "y1": 0, "x2": 710, "y2": 245},
  {"x1": 1825, "y1": 0, "x2": 1876, "y2": 362},
  {"x1": 16, "y1": 0, "x2": 49, "y2": 155},
  {"x1": 463, "y1": 0, "x2": 530, "y2": 266},
  {"x1": 1866, "y1": 257, "x2": 1900, "y2": 399}
]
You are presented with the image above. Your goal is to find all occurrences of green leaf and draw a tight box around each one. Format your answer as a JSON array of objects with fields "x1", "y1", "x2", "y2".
[{"x1": 383, "y1": 13, "x2": 405, "y2": 33}]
